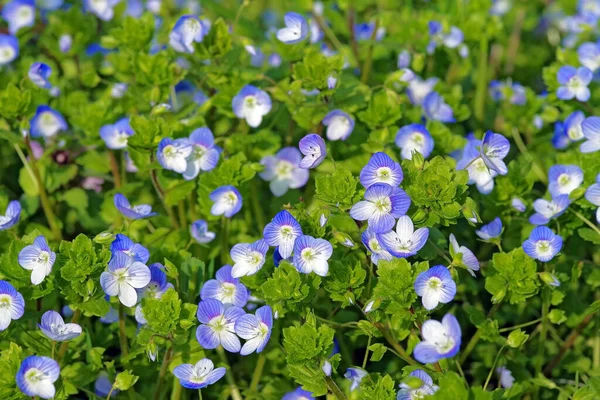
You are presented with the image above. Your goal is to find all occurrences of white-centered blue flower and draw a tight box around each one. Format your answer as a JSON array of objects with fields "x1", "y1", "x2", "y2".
[
  {"x1": 114, "y1": 193, "x2": 157, "y2": 220},
  {"x1": 169, "y1": 15, "x2": 206, "y2": 53},
  {"x1": 360, "y1": 152, "x2": 403, "y2": 188},
  {"x1": 2, "y1": 0, "x2": 35, "y2": 35},
  {"x1": 427, "y1": 21, "x2": 464, "y2": 54},
  {"x1": 456, "y1": 137, "x2": 498, "y2": 195},
  {"x1": 581, "y1": 116, "x2": 600, "y2": 153},
  {"x1": 84, "y1": 0, "x2": 120, "y2": 21},
  {"x1": 16, "y1": 356, "x2": 60, "y2": 399},
  {"x1": 283, "y1": 387, "x2": 315, "y2": 400},
  {"x1": 523, "y1": 226, "x2": 563, "y2": 262},
  {"x1": 292, "y1": 235, "x2": 333, "y2": 276},
  {"x1": 0, "y1": 34, "x2": 19, "y2": 65},
  {"x1": 553, "y1": 111, "x2": 585, "y2": 149},
  {"x1": 157, "y1": 137, "x2": 193, "y2": 173},
  {"x1": 480, "y1": 131, "x2": 510, "y2": 175},
  {"x1": 298, "y1": 133, "x2": 326, "y2": 169},
  {"x1": 556, "y1": 66, "x2": 593, "y2": 101},
  {"x1": 135, "y1": 263, "x2": 173, "y2": 324},
  {"x1": 407, "y1": 76, "x2": 438, "y2": 105},
  {"x1": 578, "y1": 40, "x2": 600, "y2": 71},
  {"x1": 18, "y1": 235, "x2": 56, "y2": 285},
  {"x1": 397, "y1": 369, "x2": 439, "y2": 400},
  {"x1": 28, "y1": 62, "x2": 52, "y2": 89},
  {"x1": 0, "y1": 280, "x2": 24, "y2": 331},
  {"x1": 230, "y1": 239, "x2": 269, "y2": 278},
  {"x1": 201, "y1": 265, "x2": 249, "y2": 307},
  {"x1": 100, "y1": 117, "x2": 134, "y2": 150},
  {"x1": 276, "y1": 12, "x2": 308, "y2": 44},
  {"x1": 414, "y1": 313, "x2": 461, "y2": 364},
  {"x1": 94, "y1": 372, "x2": 118, "y2": 397},
  {"x1": 529, "y1": 194, "x2": 570, "y2": 225},
  {"x1": 423, "y1": 91, "x2": 455, "y2": 123},
  {"x1": 361, "y1": 228, "x2": 393, "y2": 265},
  {"x1": 183, "y1": 127, "x2": 220, "y2": 180},
  {"x1": 190, "y1": 220, "x2": 216, "y2": 244},
  {"x1": 475, "y1": 217, "x2": 503, "y2": 241},
  {"x1": 234, "y1": 305, "x2": 273, "y2": 355},
  {"x1": 395, "y1": 124, "x2": 435, "y2": 160},
  {"x1": 260, "y1": 147, "x2": 309, "y2": 197},
  {"x1": 38, "y1": 310, "x2": 82, "y2": 342},
  {"x1": 100, "y1": 252, "x2": 151, "y2": 307},
  {"x1": 210, "y1": 185, "x2": 242, "y2": 218},
  {"x1": 344, "y1": 367, "x2": 367, "y2": 392},
  {"x1": 350, "y1": 184, "x2": 411, "y2": 233},
  {"x1": 449, "y1": 233, "x2": 480, "y2": 275},
  {"x1": 30, "y1": 105, "x2": 68, "y2": 138},
  {"x1": 511, "y1": 197, "x2": 526, "y2": 212},
  {"x1": 111, "y1": 82, "x2": 128, "y2": 98},
  {"x1": 548, "y1": 165, "x2": 583, "y2": 197},
  {"x1": 414, "y1": 265, "x2": 456, "y2": 310},
  {"x1": 59, "y1": 33, "x2": 72, "y2": 53},
  {"x1": 322, "y1": 110, "x2": 355, "y2": 141},
  {"x1": 110, "y1": 233, "x2": 149, "y2": 263},
  {"x1": 496, "y1": 367, "x2": 515, "y2": 388},
  {"x1": 232, "y1": 85, "x2": 272, "y2": 128},
  {"x1": 173, "y1": 358, "x2": 226, "y2": 389},
  {"x1": 585, "y1": 173, "x2": 600, "y2": 222},
  {"x1": 263, "y1": 210, "x2": 303, "y2": 259},
  {"x1": 377, "y1": 215, "x2": 429, "y2": 258},
  {"x1": 0, "y1": 200, "x2": 21, "y2": 231},
  {"x1": 196, "y1": 298, "x2": 244, "y2": 352}
]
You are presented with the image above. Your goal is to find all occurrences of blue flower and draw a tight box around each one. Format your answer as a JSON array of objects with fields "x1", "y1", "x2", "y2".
[
  {"x1": 427, "y1": 21, "x2": 463, "y2": 54},
  {"x1": 350, "y1": 184, "x2": 411, "y2": 233},
  {"x1": 530, "y1": 194, "x2": 570, "y2": 225},
  {"x1": 456, "y1": 137, "x2": 497, "y2": 194},
  {"x1": 556, "y1": 66, "x2": 593, "y2": 101},
  {"x1": 397, "y1": 370, "x2": 439, "y2": 400},
  {"x1": 0, "y1": 34, "x2": 18, "y2": 66},
  {"x1": 230, "y1": 239, "x2": 269, "y2": 278},
  {"x1": 157, "y1": 137, "x2": 192, "y2": 173},
  {"x1": 395, "y1": 124, "x2": 435, "y2": 160},
  {"x1": 94, "y1": 372, "x2": 117, "y2": 397},
  {"x1": 114, "y1": 193, "x2": 157, "y2": 220},
  {"x1": 210, "y1": 185, "x2": 242, "y2": 218},
  {"x1": 309, "y1": 18, "x2": 323, "y2": 44},
  {"x1": 523, "y1": 226, "x2": 563, "y2": 262},
  {"x1": 169, "y1": 15, "x2": 206, "y2": 53},
  {"x1": 263, "y1": 210, "x2": 303, "y2": 259},
  {"x1": 18, "y1": 235, "x2": 55, "y2": 285},
  {"x1": 30, "y1": 105, "x2": 68, "y2": 138},
  {"x1": 59, "y1": 34, "x2": 72, "y2": 53},
  {"x1": 196, "y1": 299, "x2": 244, "y2": 352},
  {"x1": 135, "y1": 263, "x2": 173, "y2": 324},
  {"x1": 585, "y1": 173, "x2": 600, "y2": 222},
  {"x1": 361, "y1": 228, "x2": 393, "y2": 265},
  {"x1": 449, "y1": 234, "x2": 480, "y2": 275},
  {"x1": 277, "y1": 12, "x2": 308, "y2": 44},
  {"x1": 260, "y1": 147, "x2": 309, "y2": 196},
  {"x1": 414, "y1": 265, "x2": 456, "y2": 310},
  {"x1": 354, "y1": 22, "x2": 385, "y2": 41},
  {"x1": 322, "y1": 110, "x2": 354, "y2": 141},
  {"x1": 548, "y1": 165, "x2": 583, "y2": 197},
  {"x1": 581, "y1": 116, "x2": 600, "y2": 153},
  {"x1": 283, "y1": 387, "x2": 315, "y2": 399},
  {"x1": 511, "y1": 197, "x2": 526, "y2": 212},
  {"x1": 414, "y1": 313, "x2": 461, "y2": 364},
  {"x1": 0, "y1": 200, "x2": 21, "y2": 230},
  {"x1": 201, "y1": 265, "x2": 249, "y2": 307},
  {"x1": 183, "y1": 127, "x2": 220, "y2": 180},
  {"x1": 84, "y1": 0, "x2": 120, "y2": 21},
  {"x1": 16, "y1": 356, "x2": 60, "y2": 399},
  {"x1": 344, "y1": 367, "x2": 367, "y2": 392},
  {"x1": 125, "y1": 0, "x2": 144, "y2": 17},
  {"x1": 475, "y1": 217, "x2": 503, "y2": 241},
  {"x1": 234, "y1": 305, "x2": 273, "y2": 355},
  {"x1": 38, "y1": 310, "x2": 82, "y2": 342},
  {"x1": 232, "y1": 85, "x2": 272, "y2": 128},
  {"x1": 190, "y1": 220, "x2": 216, "y2": 244},
  {"x1": 398, "y1": 50, "x2": 411, "y2": 69},
  {"x1": 100, "y1": 252, "x2": 151, "y2": 307},
  {"x1": 423, "y1": 92, "x2": 455, "y2": 122},
  {"x1": 496, "y1": 367, "x2": 515, "y2": 389},
  {"x1": 268, "y1": 53, "x2": 282, "y2": 67},
  {"x1": 553, "y1": 111, "x2": 585, "y2": 149},
  {"x1": 480, "y1": 131, "x2": 510, "y2": 175},
  {"x1": 407, "y1": 76, "x2": 438, "y2": 105},
  {"x1": 378, "y1": 215, "x2": 429, "y2": 258},
  {"x1": 293, "y1": 235, "x2": 333, "y2": 276},
  {"x1": 173, "y1": 358, "x2": 226, "y2": 389},
  {"x1": 38, "y1": 0, "x2": 63, "y2": 11},
  {"x1": 0, "y1": 280, "x2": 24, "y2": 331},
  {"x1": 28, "y1": 62, "x2": 52, "y2": 89},
  {"x1": 578, "y1": 40, "x2": 600, "y2": 72},
  {"x1": 245, "y1": 45, "x2": 264, "y2": 67},
  {"x1": 111, "y1": 82, "x2": 127, "y2": 98},
  {"x1": 299, "y1": 134, "x2": 326, "y2": 169},
  {"x1": 2, "y1": 0, "x2": 35, "y2": 35},
  {"x1": 490, "y1": 0, "x2": 511, "y2": 16},
  {"x1": 360, "y1": 152, "x2": 403, "y2": 189},
  {"x1": 100, "y1": 117, "x2": 134, "y2": 150},
  {"x1": 110, "y1": 233, "x2": 150, "y2": 263}
]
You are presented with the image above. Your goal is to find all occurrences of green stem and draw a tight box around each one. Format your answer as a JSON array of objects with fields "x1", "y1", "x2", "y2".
[
  {"x1": 346, "y1": 7, "x2": 361, "y2": 68},
  {"x1": 178, "y1": 200, "x2": 187, "y2": 228},
  {"x1": 197, "y1": 389, "x2": 202, "y2": 400},
  {"x1": 483, "y1": 344, "x2": 506, "y2": 391},
  {"x1": 313, "y1": 14, "x2": 344, "y2": 52},
  {"x1": 474, "y1": 31, "x2": 488, "y2": 123},
  {"x1": 170, "y1": 377, "x2": 183, "y2": 400},
  {"x1": 360, "y1": 18, "x2": 379, "y2": 83},
  {"x1": 220, "y1": 217, "x2": 230, "y2": 265},
  {"x1": 536, "y1": 289, "x2": 550, "y2": 375},
  {"x1": 427, "y1": 238, "x2": 452, "y2": 264},
  {"x1": 150, "y1": 167, "x2": 180, "y2": 229},
  {"x1": 250, "y1": 353, "x2": 266, "y2": 392},
  {"x1": 250, "y1": 180, "x2": 265, "y2": 232},
  {"x1": 51, "y1": 341, "x2": 56, "y2": 359},
  {"x1": 571, "y1": 209, "x2": 600, "y2": 238},
  {"x1": 460, "y1": 302, "x2": 502, "y2": 365},
  {"x1": 154, "y1": 345, "x2": 174, "y2": 400},
  {"x1": 216, "y1": 346, "x2": 243, "y2": 400},
  {"x1": 362, "y1": 336, "x2": 372, "y2": 369},
  {"x1": 119, "y1": 303, "x2": 129, "y2": 358},
  {"x1": 108, "y1": 150, "x2": 122, "y2": 188},
  {"x1": 498, "y1": 318, "x2": 542, "y2": 332},
  {"x1": 373, "y1": 321, "x2": 417, "y2": 365},
  {"x1": 106, "y1": 386, "x2": 115, "y2": 400},
  {"x1": 325, "y1": 376, "x2": 348, "y2": 400}
]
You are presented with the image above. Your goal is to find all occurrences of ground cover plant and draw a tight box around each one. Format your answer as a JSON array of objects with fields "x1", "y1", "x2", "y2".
[{"x1": 0, "y1": 0, "x2": 599, "y2": 399}]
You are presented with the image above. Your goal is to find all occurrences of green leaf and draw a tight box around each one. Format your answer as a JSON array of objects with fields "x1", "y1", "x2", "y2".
[
  {"x1": 485, "y1": 248, "x2": 540, "y2": 304},
  {"x1": 368, "y1": 343, "x2": 388, "y2": 362},
  {"x1": 114, "y1": 370, "x2": 139, "y2": 391},
  {"x1": 359, "y1": 374, "x2": 396, "y2": 400},
  {"x1": 507, "y1": 328, "x2": 529, "y2": 348},
  {"x1": 196, "y1": 18, "x2": 232, "y2": 59},
  {"x1": 0, "y1": 343, "x2": 23, "y2": 399},
  {"x1": 372, "y1": 259, "x2": 428, "y2": 310},
  {"x1": 323, "y1": 257, "x2": 366, "y2": 306},
  {"x1": 358, "y1": 89, "x2": 402, "y2": 129},
  {"x1": 0, "y1": 84, "x2": 31, "y2": 120},
  {"x1": 315, "y1": 168, "x2": 358, "y2": 209},
  {"x1": 292, "y1": 49, "x2": 344, "y2": 90},
  {"x1": 142, "y1": 288, "x2": 181, "y2": 336},
  {"x1": 548, "y1": 309, "x2": 567, "y2": 324},
  {"x1": 431, "y1": 372, "x2": 469, "y2": 399}
]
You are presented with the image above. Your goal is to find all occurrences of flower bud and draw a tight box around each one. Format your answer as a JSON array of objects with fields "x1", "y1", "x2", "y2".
[
  {"x1": 94, "y1": 231, "x2": 115, "y2": 245},
  {"x1": 539, "y1": 272, "x2": 560, "y2": 287}
]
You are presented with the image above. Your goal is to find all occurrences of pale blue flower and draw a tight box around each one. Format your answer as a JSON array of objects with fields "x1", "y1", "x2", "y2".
[
  {"x1": 395, "y1": 124, "x2": 435, "y2": 160},
  {"x1": 0, "y1": 201, "x2": 21, "y2": 230},
  {"x1": 84, "y1": 0, "x2": 120, "y2": 21},
  {"x1": 94, "y1": 372, "x2": 117, "y2": 397},
  {"x1": 190, "y1": 220, "x2": 216, "y2": 244},
  {"x1": 234, "y1": 305, "x2": 273, "y2": 355},
  {"x1": 0, "y1": 280, "x2": 24, "y2": 331},
  {"x1": 173, "y1": 358, "x2": 226, "y2": 389},
  {"x1": 110, "y1": 233, "x2": 149, "y2": 263},
  {"x1": 260, "y1": 147, "x2": 309, "y2": 196},
  {"x1": 100, "y1": 252, "x2": 151, "y2": 307},
  {"x1": 581, "y1": 116, "x2": 600, "y2": 153},
  {"x1": 16, "y1": 356, "x2": 60, "y2": 399},
  {"x1": 157, "y1": 137, "x2": 192, "y2": 173},
  {"x1": 200, "y1": 265, "x2": 248, "y2": 307},
  {"x1": 38, "y1": 310, "x2": 82, "y2": 342},
  {"x1": 378, "y1": 216, "x2": 428, "y2": 258},
  {"x1": 511, "y1": 197, "x2": 526, "y2": 212},
  {"x1": 360, "y1": 152, "x2": 403, "y2": 188},
  {"x1": 523, "y1": 226, "x2": 563, "y2": 262},
  {"x1": 59, "y1": 34, "x2": 72, "y2": 53},
  {"x1": 344, "y1": 368, "x2": 367, "y2": 392},
  {"x1": 548, "y1": 165, "x2": 583, "y2": 197},
  {"x1": 299, "y1": 134, "x2": 326, "y2": 169},
  {"x1": 18, "y1": 235, "x2": 55, "y2": 285},
  {"x1": 196, "y1": 299, "x2": 244, "y2": 352},
  {"x1": 277, "y1": 12, "x2": 308, "y2": 44},
  {"x1": 397, "y1": 370, "x2": 439, "y2": 400},
  {"x1": 350, "y1": 184, "x2": 411, "y2": 233},
  {"x1": 556, "y1": 66, "x2": 593, "y2": 101},
  {"x1": 414, "y1": 266, "x2": 456, "y2": 310},
  {"x1": 2, "y1": 0, "x2": 35, "y2": 35},
  {"x1": 263, "y1": 210, "x2": 302, "y2": 259},
  {"x1": 322, "y1": 110, "x2": 354, "y2": 141},
  {"x1": 283, "y1": 387, "x2": 315, "y2": 399},
  {"x1": 232, "y1": 85, "x2": 272, "y2": 128},
  {"x1": 169, "y1": 15, "x2": 206, "y2": 53},
  {"x1": 449, "y1": 233, "x2": 479, "y2": 275},
  {"x1": 530, "y1": 195, "x2": 570, "y2": 225},
  {"x1": 100, "y1": 117, "x2": 134, "y2": 150},
  {"x1": 135, "y1": 263, "x2": 173, "y2": 324},
  {"x1": 414, "y1": 313, "x2": 461, "y2": 363},
  {"x1": 230, "y1": 239, "x2": 269, "y2": 278},
  {"x1": 293, "y1": 235, "x2": 333, "y2": 276},
  {"x1": 210, "y1": 185, "x2": 242, "y2": 218},
  {"x1": 28, "y1": 62, "x2": 52, "y2": 89},
  {"x1": 361, "y1": 228, "x2": 392, "y2": 265},
  {"x1": 30, "y1": 105, "x2": 68, "y2": 138},
  {"x1": 585, "y1": 173, "x2": 600, "y2": 222},
  {"x1": 423, "y1": 92, "x2": 455, "y2": 122},
  {"x1": 475, "y1": 217, "x2": 503, "y2": 241}
]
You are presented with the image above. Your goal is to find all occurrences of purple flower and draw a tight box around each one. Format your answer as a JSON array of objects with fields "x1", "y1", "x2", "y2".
[
  {"x1": 456, "y1": 138, "x2": 497, "y2": 194},
  {"x1": 183, "y1": 127, "x2": 220, "y2": 180},
  {"x1": 480, "y1": 131, "x2": 510, "y2": 175},
  {"x1": 263, "y1": 210, "x2": 303, "y2": 259},
  {"x1": 157, "y1": 137, "x2": 192, "y2": 173},
  {"x1": 322, "y1": 110, "x2": 354, "y2": 141},
  {"x1": 354, "y1": 22, "x2": 385, "y2": 41},
  {"x1": 397, "y1": 370, "x2": 439, "y2": 400},
  {"x1": 173, "y1": 358, "x2": 226, "y2": 389},
  {"x1": 398, "y1": 50, "x2": 411, "y2": 69},
  {"x1": 100, "y1": 252, "x2": 151, "y2": 307},
  {"x1": 407, "y1": 76, "x2": 438, "y2": 105},
  {"x1": 475, "y1": 217, "x2": 503, "y2": 241},
  {"x1": 548, "y1": 165, "x2": 583, "y2": 197},
  {"x1": 0, "y1": 34, "x2": 19, "y2": 66},
  {"x1": 427, "y1": 21, "x2": 463, "y2": 53},
  {"x1": 423, "y1": 92, "x2": 455, "y2": 123},
  {"x1": 95, "y1": 372, "x2": 117, "y2": 397},
  {"x1": 30, "y1": 105, "x2": 68, "y2": 138},
  {"x1": 2, "y1": 0, "x2": 35, "y2": 34},
  {"x1": 395, "y1": 124, "x2": 435, "y2": 160},
  {"x1": 361, "y1": 228, "x2": 392, "y2": 265},
  {"x1": 414, "y1": 313, "x2": 461, "y2": 364},
  {"x1": 230, "y1": 239, "x2": 269, "y2": 278},
  {"x1": 578, "y1": 41, "x2": 600, "y2": 71},
  {"x1": 110, "y1": 233, "x2": 149, "y2": 263},
  {"x1": 196, "y1": 299, "x2": 245, "y2": 352},
  {"x1": 59, "y1": 33, "x2": 72, "y2": 53},
  {"x1": 210, "y1": 186, "x2": 243, "y2": 217},
  {"x1": 38, "y1": 310, "x2": 82, "y2": 342},
  {"x1": 277, "y1": 12, "x2": 309, "y2": 44},
  {"x1": 232, "y1": 85, "x2": 272, "y2": 128},
  {"x1": 234, "y1": 305, "x2": 273, "y2": 355},
  {"x1": 523, "y1": 226, "x2": 563, "y2": 262},
  {"x1": 100, "y1": 117, "x2": 134, "y2": 150},
  {"x1": 292, "y1": 235, "x2": 333, "y2": 276},
  {"x1": 449, "y1": 234, "x2": 479, "y2": 275},
  {"x1": 200, "y1": 265, "x2": 249, "y2": 307},
  {"x1": 350, "y1": 184, "x2": 411, "y2": 233},
  {"x1": 344, "y1": 367, "x2": 367, "y2": 392},
  {"x1": 511, "y1": 197, "x2": 526, "y2": 212},
  {"x1": 190, "y1": 220, "x2": 216, "y2": 244},
  {"x1": 28, "y1": 62, "x2": 52, "y2": 89},
  {"x1": 282, "y1": 387, "x2": 315, "y2": 399},
  {"x1": 529, "y1": 194, "x2": 570, "y2": 225},
  {"x1": 377, "y1": 215, "x2": 429, "y2": 258},
  {"x1": 585, "y1": 173, "x2": 600, "y2": 223},
  {"x1": 0, "y1": 200, "x2": 20, "y2": 231},
  {"x1": 496, "y1": 367, "x2": 515, "y2": 389},
  {"x1": 260, "y1": 147, "x2": 309, "y2": 196},
  {"x1": 299, "y1": 134, "x2": 326, "y2": 169},
  {"x1": 114, "y1": 193, "x2": 157, "y2": 220},
  {"x1": 18, "y1": 235, "x2": 56, "y2": 285},
  {"x1": 581, "y1": 116, "x2": 600, "y2": 153},
  {"x1": 556, "y1": 66, "x2": 593, "y2": 101},
  {"x1": 169, "y1": 15, "x2": 206, "y2": 53},
  {"x1": 553, "y1": 111, "x2": 585, "y2": 149},
  {"x1": 0, "y1": 280, "x2": 24, "y2": 331},
  {"x1": 414, "y1": 266, "x2": 456, "y2": 310},
  {"x1": 16, "y1": 356, "x2": 60, "y2": 399},
  {"x1": 359, "y1": 152, "x2": 403, "y2": 188}
]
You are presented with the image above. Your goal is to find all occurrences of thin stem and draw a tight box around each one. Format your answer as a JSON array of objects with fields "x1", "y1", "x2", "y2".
[
  {"x1": 474, "y1": 31, "x2": 489, "y2": 123},
  {"x1": 13, "y1": 142, "x2": 37, "y2": 191},
  {"x1": 483, "y1": 344, "x2": 506, "y2": 391},
  {"x1": 536, "y1": 289, "x2": 550, "y2": 376},
  {"x1": 325, "y1": 376, "x2": 348, "y2": 400},
  {"x1": 455, "y1": 359, "x2": 467, "y2": 386},
  {"x1": 119, "y1": 303, "x2": 129, "y2": 358},
  {"x1": 511, "y1": 128, "x2": 547, "y2": 183},
  {"x1": 504, "y1": 8, "x2": 526, "y2": 74},
  {"x1": 250, "y1": 180, "x2": 265, "y2": 232},
  {"x1": 460, "y1": 302, "x2": 502, "y2": 365},
  {"x1": 250, "y1": 353, "x2": 266, "y2": 392},
  {"x1": 106, "y1": 386, "x2": 116, "y2": 400},
  {"x1": 57, "y1": 309, "x2": 81, "y2": 361},
  {"x1": 51, "y1": 341, "x2": 56, "y2": 359},
  {"x1": 362, "y1": 336, "x2": 372, "y2": 369},
  {"x1": 188, "y1": 192, "x2": 197, "y2": 222},
  {"x1": 216, "y1": 346, "x2": 243, "y2": 400},
  {"x1": 313, "y1": 14, "x2": 343, "y2": 52},
  {"x1": 108, "y1": 150, "x2": 122, "y2": 188},
  {"x1": 346, "y1": 8, "x2": 361, "y2": 68},
  {"x1": 373, "y1": 321, "x2": 417, "y2": 365},
  {"x1": 498, "y1": 318, "x2": 542, "y2": 332},
  {"x1": 571, "y1": 209, "x2": 600, "y2": 238},
  {"x1": 197, "y1": 389, "x2": 202, "y2": 400},
  {"x1": 220, "y1": 217, "x2": 230, "y2": 265},
  {"x1": 170, "y1": 377, "x2": 183, "y2": 400},
  {"x1": 178, "y1": 200, "x2": 187, "y2": 229},
  {"x1": 360, "y1": 18, "x2": 379, "y2": 83},
  {"x1": 427, "y1": 238, "x2": 452, "y2": 264},
  {"x1": 232, "y1": 0, "x2": 250, "y2": 32},
  {"x1": 150, "y1": 167, "x2": 180, "y2": 229},
  {"x1": 154, "y1": 345, "x2": 174, "y2": 400}
]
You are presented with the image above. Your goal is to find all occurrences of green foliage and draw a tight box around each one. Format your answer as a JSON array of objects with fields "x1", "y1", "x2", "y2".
[
  {"x1": 142, "y1": 288, "x2": 182, "y2": 336},
  {"x1": 315, "y1": 168, "x2": 358, "y2": 209},
  {"x1": 485, "y1": 248, "x2": 540, "y2": 304}
]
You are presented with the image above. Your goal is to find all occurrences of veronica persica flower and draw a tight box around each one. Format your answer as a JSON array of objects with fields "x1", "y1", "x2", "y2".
[
  {"x1": 556, "y1": 66, "x2": 593, "y2": 101},
  {"x1": 201, "y1": 265, "x2": 249, "y2": 307},
  {"x1": 553, "y1": 111, "x2": 585, "y2": 149},
  {"x1": 114, "y1": 193, "x2": 157, "y2": 220},
  {"x1": 361, "y1": 228, "x2": 393, "y2": 265},
  {"x1": 427, "y1": 21, "x2": 464, "y2": 54},
  {"x1": 529, "y1": 194, "x2": 570, "y2": 225},
  {"x1": 84, "y1": 0, "x2": 119, "y2": 20},
  {"x1": 378, "y1": 216, "x2": 429, "y2": 258},
  {"x1": 173, "y1": 358, "x2": 226, "y2": 389},
  {"x1": 0, "y1": 200, "x2": 21, "y2": 231},
  {"x1": 110, "y1": 233, "x2": 149, "y2": 263},
  {"x1": 16, "y1": 356, "x2": 60, "y2": 399},
  {"x1": 283, "y1": 387, "x2": 315, "y2": 399},
  {"x1": 585, "y1": 173, "x2": 600, "y2": 222},
  {"x1": 59, "y1": 33, "x2": 72, "y2": 53},
  {"x1": 407, "y1": 76, "x2": 438, "y2": 105},
  {"x1": 38, "y1": 310, "x2": 82, "y2": 342},
  {"x1": 196, "y1": 298, "x2": 244, "y2": 352},
  {"x1": 496, "y1": 367, "x2": 515, "y2": 388},
  {"x1": 299, "y1": 134, "x2": 326, "y2": 169},
  {"x1": 523, "y1": 226, "x2": 563, "y2": 262},
  {"x1": 157, "y1": 137, "x2": 192, "y2": 173},
  {"x1": 581, "y1": 116, "x2": 600, "y2": 153},
  {"x1": 232, "y1": 85, "x2": 272, "y2": 128},
  {"x1": 414, "y1": 313, "x2": 461, "y2": 364},
  {"x1": 397, "y1": 370, "x2": 439, "y2": 400},
  {"x1": 276, "y1": 12, "x2": 308, "y2": 44},
  {"x1": 0, "y1": 34, "x2": 19, "y2": 65},
  {"x1": 578, "y1": 41, "x2": 600, "y2": 71},
  {"x1": 230, "y1": 239, "x2": 269, "y2": 278},
  {"x1": 30, "y1": 105, "x2": 68, "y2": 138},
  {"x1": 344, "y1": 367, "x2": 367, "y2": 392},
  {"x1": 18, "y1": 235, "x2": 56, "y2": 285},
  {"x1": 183, "y1": 127, "x2": 220, "y2": 180},
  {"x1": 449, "y1": 234, "x2": 479, "y2": 275},
  {"x1": 548, "y1": 165, "x2": 583, "y2": 197},
  {"x1": 100, "y1": 117, "x2": 134, "y2": 150},
  {"x1": 0, "y1": 280, "x2": 24, "y2": 331},
  {"x1": 210, "y1": 185, "x2": 242, "y2": 217},
  {"x1": 414, "y1": 266, "x2": 456, "y2": 310},
  {"x1": 359, "y1": 152, "x2": 403, "y2": 188},
  {"x1": 263, "y1": 210, "x2": 302, "y2": 259},
  {"x1": 234, "y1": 305, "x2": 273, "y2": 355},
  {"x1": 423, "y1": 92, "x2": 455, "y2": 123},
  {"x1": 28, "y1": 62, "x2": 52, "y2": 89},
  {"x1": 322, "y1": 110, "x2": 355, "y2": 141},
  {"x1": 475, "y1": 217, "x2": 503, "y2": 241},
  {"x1": 292, "y1": 235, "x2": 333, "y2": 276},
  {"x1": 395, "y1": 124, "x2": 435, "y2": 160},
  {"x1": 260, "y1": 147, "x2": 309, "y2": 196},
  {"x1": 398, "y1": 50, "x2": 411, "y2": 69},
  {"x1": 100, "y1": 252, "x2": 151, "y2": 307},
  {"x1": 94, "y1": 372, "x2": 117, "y2": 397},
  {"x1": 169, "y1": 15, "x2": 206, "y2": 53},
  {"x1": 456, "y1": 138, "x2": 497, "y2": 194},
  {"x1": 350, "y1": 184, "x2": 411, "y2": 233},
  {"x1": 480, "y1": 131, "x2": 510, "y2": 175},
  {"x1": 2, "y1": 0, "x2": 35, "y2": 35},
  {"x1": 512, "y1": 197, "x2": 526, "y2": 212},
  {"x1": 135, "y1": 263, "x2": 173, "y2": 324},
  {"x1": 191, "y1": 220, "x2": 216, "y2": 244}
]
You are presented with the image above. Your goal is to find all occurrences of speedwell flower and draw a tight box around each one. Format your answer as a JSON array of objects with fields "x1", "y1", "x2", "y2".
[
  {"x1": 350, "y1": 184, "x2": 411, "y2": 233},
  {"x1": 110, "y1": 233, "x2": 149, "y2": 263},
  {"x1": 100, "y1": 252, "x2": 151, "y2": 307},
  {"x1": 114, "y1": 193, "x2": 157, "y2": 220},
  {"x1": 157, "y1": 137, "x2": 192, "y2": 174},
  {"x1": 18, "y1": 235, "x2": 56, "y2": 285},
  {"x1": 298, "y1": 134, "x2": 326, "y2": 169},
  {"x1": 581, "y1": 116, "x2": 600, "y2": 153},
  {"x1": 173, "y1": 358, "x2": 226, "y2": 389},
  {"x1": 0, "y1": 34, "x2": 19, "y2": 65},
  {"x1": 0, "y1": 200, "x2": 21, "y2": 231},
  {"x1": 423, "y1": 92, "x2": 455, "y2": 123},
  {"x1": 377, "y1": 215, "x2": 429, "y2": 258},
  {"x1": 28, "y1": 62, "x2": 52, "y2": 89},
  {"x1": 292, "y1": 235, "x2": 333, "y2": 276},
  {"x1": 230, "y1": 239, "x2": 269, "y2": 278},
  {"x1": 529, "y1": 194, "x2": 570, "y2": 225},
  {"x1": 135, "y1": 264, "x2": 173, "y2": 324},
  {"x1": 169, "y1": 15, "x2": 206, "y2": 53},
  {"x1": 100, "y1": 117, "x2": 134, "y2": 150},
  {"x1": 16, "y1": 356, "x2": 60, "y2": 399},
  {"x1": 30, "y1": 105, "x2": 68, "y2": 138},
  {"x1": 263, "y1": 210, "x2": 303, "y2": 259},
  {"x1": 556, "y1": 66, "x2": 593, "y2": 101},
  {"x1": 359, "y1": 152, "x2": 403, "y2": 189},
  {"x1": 449, "y1": 233, "x2": 480, "y2": 275},
  {"x1": 38, "y1": 310, "x2": 82, "y2": 342},
  {"x1": 0, "y1": 280, "x2": 24, "y2": 331},
  {"x1": 407, "y1": 76, "x2": 438, "y2": 105},
  {"x1": 523, "y1": 226, "x2": 563, "y2": 262},
  {"x1": 2, "y1": 0, "x2": 35, "y2": 35},
  {"x1": 276, "y1": 12, "x2": 309, "y2": 44},
  {"x1": 232, "y1": 85, "x2": 272, "y2": 128},
  {"x1": 414, "y1": 313, "x2": 462, "y2": 364},
  {"x1": 200, "y1": 265, "x2": 249, "y2": 307},
  {"x1": 475, "y1": 217, "x2": 503, "y2": 241},
  {"x1": 260, "y1": 147, "x2": 309, "y2": 196},
  {"x1": 585, "y1": 173, "x2": 600, "y2": 222},
  {"x1": 190, "y1": 220, "x2": 216, "y2": 244},
  {"x1": 345, "y1": 367, "x2": 367, "y2": 392},
  {"x1": 414, "y1": 265, "x2": 456, "y2": 310},
  {"x1": 183, "y1": 127, "x2": 220, "y2": 180},
  {"x1": 397, "y1": 369, "x2": 439, "y2": 400},
  {"x1": 322, "y1": 110, "x2": 354, "y2": 141},
  {"x1": 548, "y1": 165, "x2": 583, "y2": 197},
  {"x1": 210, "y1": 185, "x2": 243, "y2": 217},
  {"x1": 283, "y1": 387, "x2": 315, "y2": 399},
  {"x1": 196, "y1": 299, "x2": 245, "y2": 353},
  {"x1": 234, "y1": 305, "x2": 273, "y2": 355},
  {"x1": 395, "y1": 124, "x2": 435, "y2": 160},
  {"x1": 361, "y1": 228, "x2": 393, "y2": 265}
]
